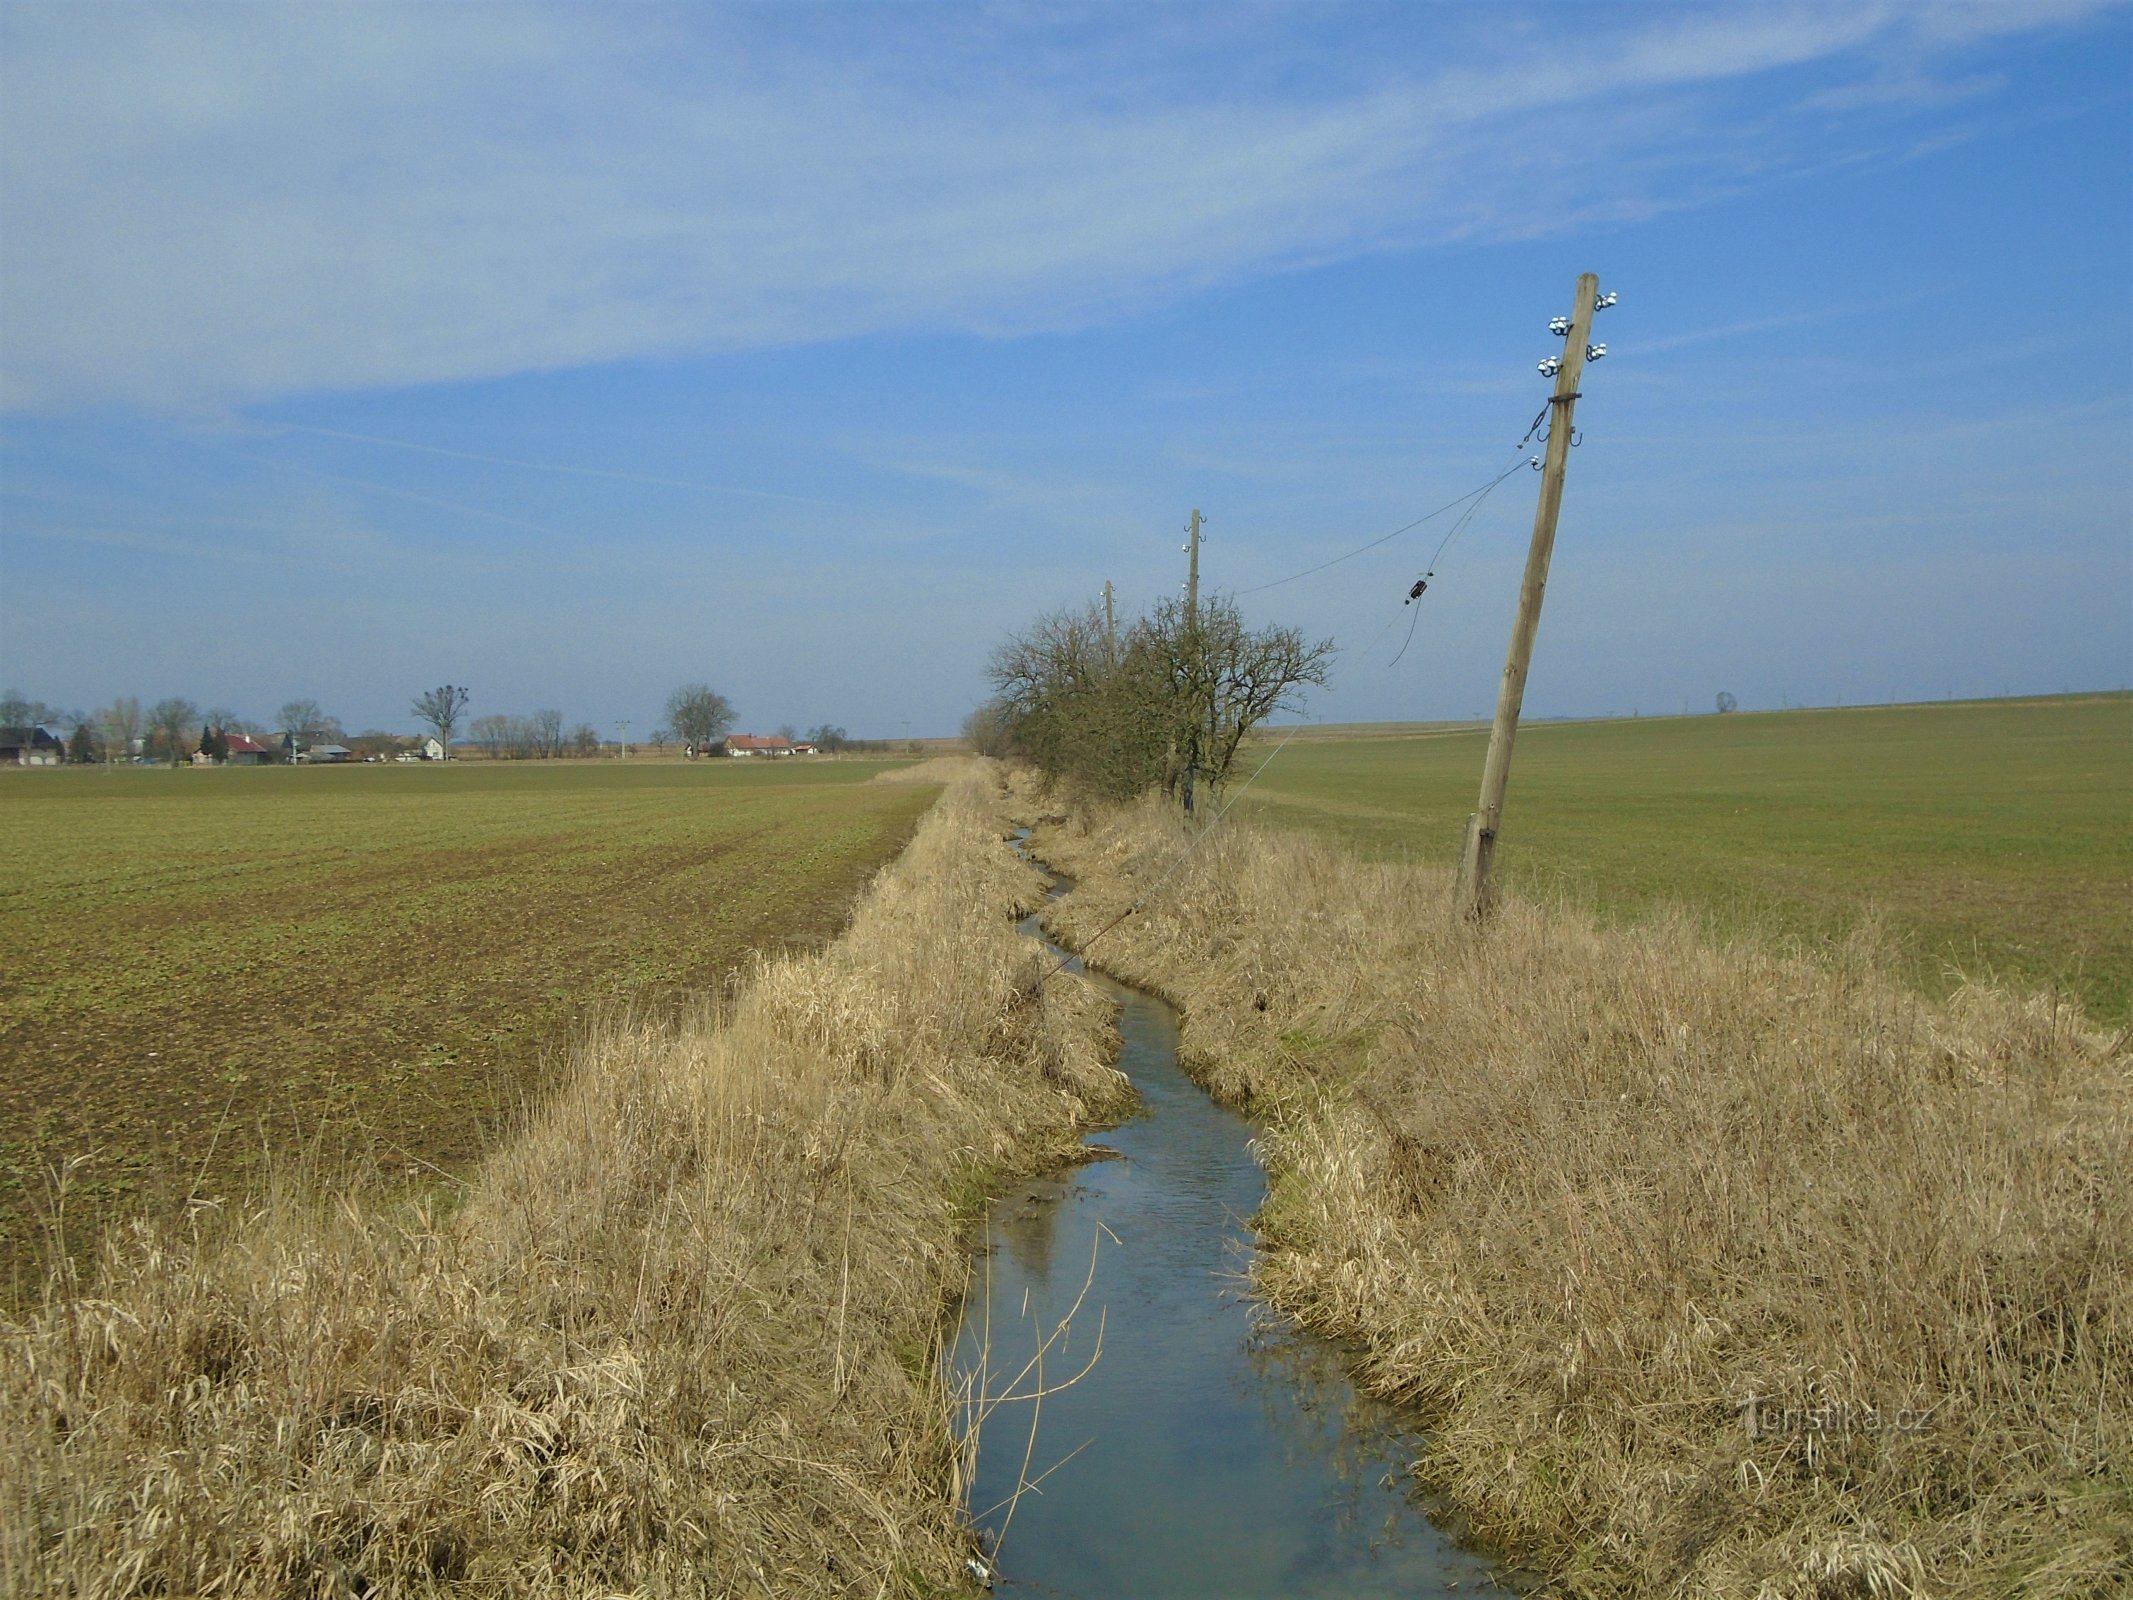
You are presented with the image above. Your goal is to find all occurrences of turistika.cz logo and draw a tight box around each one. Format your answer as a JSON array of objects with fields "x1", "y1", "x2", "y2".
[{"x1": 1739, "y1": 1394, "x2": 1943, "y2": 1440}]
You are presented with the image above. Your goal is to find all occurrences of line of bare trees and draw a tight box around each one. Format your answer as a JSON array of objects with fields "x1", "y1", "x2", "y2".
[
  {"x1": 975, "y1": 593, "x2": 1332, "y2": 806},
  {"x1": 466, "y1": 710, "x2": 604, "y2": 760}
]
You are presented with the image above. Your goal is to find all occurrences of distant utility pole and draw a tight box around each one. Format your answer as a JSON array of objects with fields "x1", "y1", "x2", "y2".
[
  {"x1": 1186, "y1": 509, "x2": 1202, "y2": 627},
  {"x1": 1455, "y1": 272, "x2": 1608, "y2": 922},
  {"x1": 1182, "y1": 508, "x2": 1204, "y2": 817},
  {"x1": 1103, "y1": 579, "x2": 1117, "y2": 666},
  {"x1": 618, "y1": 719, "x2": 630, "y2": 759}
]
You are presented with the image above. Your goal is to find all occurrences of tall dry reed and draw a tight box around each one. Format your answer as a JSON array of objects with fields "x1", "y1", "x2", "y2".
[
  {"x1": 1025, "y1": 787, "x2": 2129, "y2": 1598},
  {"x1": 3, "y1": 766, "x2": 1126, "y2": 1597}
]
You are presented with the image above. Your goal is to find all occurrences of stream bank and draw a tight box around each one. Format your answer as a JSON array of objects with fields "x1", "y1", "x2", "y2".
[{"x1": 949, "y1": 839, "x2": 1513, "y2": 1597}]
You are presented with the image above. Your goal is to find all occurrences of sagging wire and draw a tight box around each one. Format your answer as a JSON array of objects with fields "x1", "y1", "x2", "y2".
[
  {"x1": 1386, "y1": 458, "x2": 1523, "y2": 667},
  {"x1": 1236, "y1": 458, "x2": 1531, "y2": 597}
]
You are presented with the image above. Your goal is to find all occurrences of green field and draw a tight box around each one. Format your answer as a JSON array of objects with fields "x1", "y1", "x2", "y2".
[
  {"x1": 1235, "y1": 694, "x2": 2132, "y2": 1026},
  {"x1": 0, "y1": 758, "x2": 936, "y2": 1288}
]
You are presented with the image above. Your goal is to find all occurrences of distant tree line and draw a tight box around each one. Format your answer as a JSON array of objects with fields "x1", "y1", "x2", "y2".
[
  {"x1": 468, "y1": 710, "x2": 572, "y2": 760},
  {"x1": 7, "y1": 682, "x2": 885, "y2": 765},
  {"x1": 974, "y1": 594, "x2": 1333, "y2": 807}
]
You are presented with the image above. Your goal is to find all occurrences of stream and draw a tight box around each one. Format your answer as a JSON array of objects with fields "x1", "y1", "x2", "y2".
[{"x1": 949, "y1": 843, "x2": 1511, "y2": 1597}]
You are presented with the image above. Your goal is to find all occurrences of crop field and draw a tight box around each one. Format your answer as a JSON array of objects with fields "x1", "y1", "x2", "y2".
[
  {"x1": 0, "y1": 757, "x2": 935, "y2": 1289},
  {"x1": 1234, "y1": 693, "x2": 2133, "y2": 1026}
]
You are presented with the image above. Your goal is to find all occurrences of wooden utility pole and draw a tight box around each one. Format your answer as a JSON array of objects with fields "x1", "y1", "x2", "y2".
[
  {"x1": 1103, "y1": 579, "x2": 1117, "y2": 666},
  {"x1": 1454, "y1": 272, "x2": 1601, "y2": 922},
  {"x1": 1183, "y1": 509, "x2": 1203, "y2": 816}
]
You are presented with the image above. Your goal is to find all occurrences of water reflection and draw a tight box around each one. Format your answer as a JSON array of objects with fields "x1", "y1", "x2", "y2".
[{"x1": 952, "y1": 872, "x2": 1510, "y2": 1597}]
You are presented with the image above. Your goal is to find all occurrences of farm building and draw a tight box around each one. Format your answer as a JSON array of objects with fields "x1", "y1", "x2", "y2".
[
  {"x1": 721, "y1": 734, "x2": 793, "y2": 757},
  {"x1": 308, "y1": 744, "x2": 354, "y2": 764},
  {"x1": 224, "y1": 731, "x2": 270, "y2": 766},
  {"x1": 0, "y1": 726, "x2": 64, "y2": 766}
]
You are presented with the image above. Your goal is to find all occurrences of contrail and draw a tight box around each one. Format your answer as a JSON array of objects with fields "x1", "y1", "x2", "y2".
[
  {"x1": 259, "y1": 421, "x2": 837, "y2": 506},
  {"x1": 211, "y1": 447, "x2": 585, "y2": 542}
]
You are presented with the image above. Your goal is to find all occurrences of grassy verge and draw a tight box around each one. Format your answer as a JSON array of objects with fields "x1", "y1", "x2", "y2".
[
  {"x1": 1233, "y1": 695, "x2": 2133, "y2": 1027},
  {"x1": 3, "y1": 764, "x2": 1128, "y2": 1596},
  {"x1": 0, "y1": 758, "x2": 933, "y2": 1287},
  {"x1": 1025, "y1": 787, "x2": 2130, "y2": 1598}
]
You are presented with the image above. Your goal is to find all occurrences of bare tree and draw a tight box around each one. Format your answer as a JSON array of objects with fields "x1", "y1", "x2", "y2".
[
  {"x1": 278, "y1": 699, "x2": 328, "y2": 739},
  {"x1": 988, "y1": 593, "x2": 1330, "y2": 804},
  {"x1": 666, "y1": 683, "x2": 735, "y2": 754},
  {"x1": 147, "y1": 697, "x2": 201, "y2": 766},
  {"x1": 97, "y1": 696, "x2": 142, "y2": 765},
  {"x1": 468, "y1": 713, "x2": 511, "y2": 758},
  {"x1": 569, "y1": 722, "x2": 601, "y2": 758},
  {"x1": 1, "y1": 690, "x2": 83, "y2": 729},
  {"x1": 1715, "y1": 690, "x2": 1738, "y2": 714},
  {"x1": 1142, "y1": 595, "x2": 1333, "y2": 798},
  {"x1": 532, "y1": 708, "x2": 564, "y2": 759},
  {"x1": 988, "y1": 601, "x2": 1169, "y2": 800},
  {"x1": 412, "y1": 685, "x2": 470, "y2": 757},
  {"x1": 960, "y1": 704, "x2": 1011, "y2": 757}
]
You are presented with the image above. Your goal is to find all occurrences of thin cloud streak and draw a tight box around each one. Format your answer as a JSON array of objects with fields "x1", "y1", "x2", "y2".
[
  {"x1": 258, "y1": 422, "x2": 840, "y2": 506},
  {"x1": 3, "y1": 2, "x2": 2112, "y2": 414},
  {"x1": 203, "y1": 447, "x2": 590, "y2": 548}
]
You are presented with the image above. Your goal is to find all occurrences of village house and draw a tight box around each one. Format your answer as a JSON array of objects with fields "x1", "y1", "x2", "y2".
[
  {"x1": 720, "y1": 734, "x2": 794, "y2": 757},
  {"x1": 0, "y1": 726, "x2": 64, "y2": 766}
]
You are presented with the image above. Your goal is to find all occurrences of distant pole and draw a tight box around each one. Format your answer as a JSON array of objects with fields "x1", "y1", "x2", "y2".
[
  {"x1": 1186, "y1": 509, "x2": 1201, "y2": 628},
  {"x1": 1455, "y1": 272, "x2": 1602, "y2": 923},
  {"x1": 618, "y1": 719, "x2": 630, "y2": 760},
  {"x1": 1183, "y1": 508, "x2": 1203, "y2": 817},
  {"x1": 1104, "y1": 579, "x2": 1117, "y2": 666}
]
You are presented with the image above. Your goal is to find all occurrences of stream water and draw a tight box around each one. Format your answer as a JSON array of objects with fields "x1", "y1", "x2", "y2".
[{"x1": 949, "y1": 850, "x2": 1509, "y2": 1597}]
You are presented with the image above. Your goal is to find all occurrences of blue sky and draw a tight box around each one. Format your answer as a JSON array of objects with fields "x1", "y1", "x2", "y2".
[{"x1": 2, "y1": 1, "x2": 2128, "y2": 739}]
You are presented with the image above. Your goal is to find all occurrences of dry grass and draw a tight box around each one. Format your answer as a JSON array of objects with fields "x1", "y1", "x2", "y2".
[
  {"x1": 2, "y1": 768, "x2": 1127, "y2": 1597},
  {"x1": 1024, "y1": 788, "x2": 2131, "y2": 1598}
]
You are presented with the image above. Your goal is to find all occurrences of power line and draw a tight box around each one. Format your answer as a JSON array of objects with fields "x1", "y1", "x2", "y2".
[
  {"x1": 1387, "y1": 467, "x2": 1519, "y2": 667},
  {"x1": 1235, "y1": 457, "x2": 1531, "y2": 598}
]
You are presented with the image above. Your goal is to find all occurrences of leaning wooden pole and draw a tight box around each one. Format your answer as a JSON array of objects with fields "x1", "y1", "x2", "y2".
[{"x1": 1454, "y1": 271, "x2": 1601, "y2": 922}]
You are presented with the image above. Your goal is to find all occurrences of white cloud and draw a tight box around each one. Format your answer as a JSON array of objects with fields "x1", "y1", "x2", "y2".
[{"x1": 0, "y1": 1, "x2": 2113, "y2": 414}]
